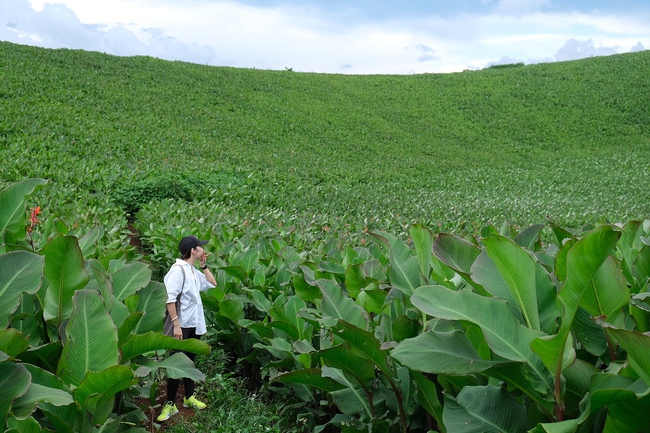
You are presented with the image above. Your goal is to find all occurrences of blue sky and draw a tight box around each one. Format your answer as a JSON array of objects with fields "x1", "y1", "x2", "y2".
[{"x1": 2, "y1": 0, "x2": 649, "y2": 74}]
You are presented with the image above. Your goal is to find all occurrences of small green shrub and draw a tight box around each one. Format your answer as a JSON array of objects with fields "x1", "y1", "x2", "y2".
[{"x1": 113, "y1": 172, "x2": 195, "y2": 218}]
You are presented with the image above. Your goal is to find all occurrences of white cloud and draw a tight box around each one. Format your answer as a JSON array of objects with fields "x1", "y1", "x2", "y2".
[{"x1": 2, "y1": 0, "x2": 649, "y2": 74}]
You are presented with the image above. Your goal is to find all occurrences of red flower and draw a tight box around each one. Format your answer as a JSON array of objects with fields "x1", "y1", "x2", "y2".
[{"x1": 27, "y1": 206, "x2": 41, "y2": 233}]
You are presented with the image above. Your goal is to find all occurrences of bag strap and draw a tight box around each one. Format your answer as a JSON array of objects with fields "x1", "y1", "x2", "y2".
[{"x1": 172, "y1": 264, "x2": 186, "y2": 303}]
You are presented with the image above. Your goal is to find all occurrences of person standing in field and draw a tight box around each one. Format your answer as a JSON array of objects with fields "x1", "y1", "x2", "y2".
[{"x1": 157, "y1": 235, "x2": 216, "y2": 422}]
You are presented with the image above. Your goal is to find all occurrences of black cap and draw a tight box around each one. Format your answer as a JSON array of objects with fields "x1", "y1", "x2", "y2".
[{"x1": 179, "y1": 235, "x2": 208, "y2": 255}]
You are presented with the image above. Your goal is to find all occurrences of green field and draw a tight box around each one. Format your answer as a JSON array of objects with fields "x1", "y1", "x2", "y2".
[
  {"x1": 1, "y1": 41, "x2": 649, "y2": 255},
  {"x1": 2, "y1": 42, "x2": 650, "y2": 433}
]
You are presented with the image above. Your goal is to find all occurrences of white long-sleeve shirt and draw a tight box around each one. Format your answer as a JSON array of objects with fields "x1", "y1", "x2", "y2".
[{"x1": 163, "y1": 258, "x2": 215, "y2": 335}]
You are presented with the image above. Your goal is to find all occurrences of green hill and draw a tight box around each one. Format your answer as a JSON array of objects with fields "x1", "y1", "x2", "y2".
[{"x1": 1, "y1": 41, "x2": 649, "y2": 248}]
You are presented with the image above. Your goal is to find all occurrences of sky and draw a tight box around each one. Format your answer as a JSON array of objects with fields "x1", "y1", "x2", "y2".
[{"x1": 1, "y1": 0, "x2": 649, "y2": 74}]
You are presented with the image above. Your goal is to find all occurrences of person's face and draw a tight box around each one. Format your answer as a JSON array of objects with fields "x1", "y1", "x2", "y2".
[{"x1": 192, "y1": 245, "x2": 204, "y2": 258}]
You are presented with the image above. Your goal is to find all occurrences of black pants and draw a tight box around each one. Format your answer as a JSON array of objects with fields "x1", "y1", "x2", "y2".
[{"x1": 167, "y1": 327, "x2": 201, "y2": 403}]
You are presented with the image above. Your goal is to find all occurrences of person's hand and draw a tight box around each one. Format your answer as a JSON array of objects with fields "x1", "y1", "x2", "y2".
[
  {"x1": 200, "y1": 251, "x2": 211, "y2": 267},
  {"x1": 173, "y1": 324, "x2": 182, "y2": 340}
]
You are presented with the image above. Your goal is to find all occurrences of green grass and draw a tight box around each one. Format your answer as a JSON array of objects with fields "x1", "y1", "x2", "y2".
[
  {"x1": 164, "y1": 343, "x2": 305, "y2": 433},
  {"x1": 1, "y1": 41, "x2": 649, "y2": 250}
]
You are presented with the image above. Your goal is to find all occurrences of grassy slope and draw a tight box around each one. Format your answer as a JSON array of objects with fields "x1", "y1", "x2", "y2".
[{"x1": 1, "y1": 41, "x2": 649, "y2": 238}]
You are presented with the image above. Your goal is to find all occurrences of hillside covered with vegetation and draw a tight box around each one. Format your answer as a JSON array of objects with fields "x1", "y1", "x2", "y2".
[
  {"x1": 1, "y1": 42, "x2": 650, "y2": 433},
  {"x1": 1, "y1": 41, "x2": 649, "y2": 254}
]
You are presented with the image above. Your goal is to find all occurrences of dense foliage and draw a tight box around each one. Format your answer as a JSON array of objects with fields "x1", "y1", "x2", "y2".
[
  {"x1": 1, "y1": 41, "x2": 649, "y2": 252},
  {"x1": 1, "y1": 42, "x2": 650, "y2": 432}
]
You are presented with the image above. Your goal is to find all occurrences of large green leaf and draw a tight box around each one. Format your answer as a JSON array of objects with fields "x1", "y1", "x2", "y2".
[
  {"x1": 57, "y1": 290, "x2": 119, "y2": 387},
  {"x1": 412, "y1": 372, "x2": 445, "y2": 433},
  {"x1": 410, "y1": 224, "x2": 433, "y2": 284},
  {"x1": 0, "y1": 363, "x2": 31, "y2": 426},
  {"x1": 0, "y1": 329, "x2": 29, "y2": 358},
  {"x1": 0, "y1": 178, "x2": 47, "y2": 237},
  {"x1": 0, "y1": 251, "x2": 44, "y2": 329},
  {"x1": 389, "y1": 237, "x2": 420, "y2": 296},
  {"x1": 317, "y1": 280, "x2": 368, "y2": 330},
  {"x1": 274, "y1": 368, "x2": 346, "y2": 393},
  {"x1": 590, "y1": 374, "x2": 650, "y2": 412},
  {"x1": 319, "y1": 343, "x2": 376, "y2": 387},
  {"x1": 322, "y1": 366, "x2": 371, "y2": 416},
  {"x1": 11, "y1": 382, "x2": 73, "y2": 420},
  {"x1": 483, "y1": 235, "x2": 540, "y2": 330},
  {"x1": 601, "y1": 325, "x2": 650, "y2": 386},
  {"x1": 139, "y1": 352, "x2": 206, "y2": 381},
  {"x1": 433, "y1": 233, "x2": 481, "y2": 276},
  {"x1": 333, "y1": 320, "x2": 390, "y2": 377},
  {"x1": 133, "y1": 281, "x2": 166, "y2": 334},
  {"x1": 120, "y1": 332, "x2": 210, "y2": 362},
  {"x1": 42, "y1": 235, "x2": 89, "y2": 327},
  {"x1": 443, "y1": 385, "x2": 529, "y2": 433},
  {"x1": 74, "y1": 365, "x2": 137, "y2": 424},
  {"x1": 111, "y1": 262, "x2": 151, "y2": 301},
  {"x1": 411, "y1": 285, "x2": 553, "y2": 395},
  {"x1": 391, "y1": 330, "x2": 510, "y2": 374},
  {"x1": 531, "y1": 225, "x2": 620, "y2": 376},
  {"x1": 581, "y1": 256, "x2": 628, "y2": 327}
]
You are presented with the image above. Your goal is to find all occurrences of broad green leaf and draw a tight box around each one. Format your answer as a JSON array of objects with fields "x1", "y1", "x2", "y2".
[
  {"x1": 140, "y1": 352, "x2": 206, "y2": 381},
  {"x1": 221, "y1": 265, "x2": 249, "y2": 283},
  {"x1": 85, "y1": 259, "x2": 113, "y2": 312},
  {"x1": 0, "y1": 328, "x2": 29, "y2": 358},
  {"x1": 77, "y1": 228, "x2": 101, "y2": 258},
  {"x1": 333, "y1": 320, "x2": 390, "y2": 377},
  {"x1": 236, "y1": 248, "x2": 259, "y2": 274},
  {"x1": 605, "y1": 393, "x2": 650, "y2": 432},
  {"x1": 412, "y1": 372, "x2": 445, "y2": 433},
  {"x1": 0, "y1": 363, "x2": 31, "y2": 426},
  {"x1": 120, "y1": 331, "x2": 210, "y2": 362},
  {"x1": 133, "y1": 281, "x2": 166, "y2": 334},
  {"x1": 391, "y1": 330, "x2": 510, "y2": 374},
  {"x1": 581, "y1": 256, "x2": 628, "y2": 326},
  {"x1": 514, "y1": 224, "x2": 544, "y2": 250},
  {"x1": 443, "y1": 385, "x2": 529, "y2": 433},
  {"x1": 322, "y1": 366, "x2": 371, "y2": 416},
  {"x1": 319, "y1": 343, "x2": 375, "y2": 387},
  {"x1": 319, "y1": 260, "x2": 346, "y2": 276},
  {"x1": 486, "y1": 364, "x2": 555, "y2": 418},
  {"x1": 0, "y1": 251, "x2": 44, "y2": 329},
  {"x1": 573, "y1": 307, "x2": 608, "y2": 356},
  {"x1": 0, "y1": 178, "x2": 47, "y2": 237},
  {"x1": 6, "y1": 415, "x2": 42, "y2": 433},
  {"x1": 74, "y1": 365, "x2": 137, "y2": 424},
  {"x1": 433, "y1": 233, "x2": 481, "y2": 277},
  {"x1": 10, "y1": 293, "x2": 44, "y2": 346},
  {"x1": 389, "y1": 237, "x2": 420, "y2": 296},
  {"x1": 248, "y1": 288, "x2": 272, "y2": 313},
  {"x1": 344, "y1": 263, "x2": 365, "y2": 299},
  {"x1": 274, "y1": 368, "x2": 346, "y2": 393},
  {"x1": 411, "y1": 285, "x2": 553, "y2": 395},
  {"x1": 219, "y1": 296, "x2": 245, "y2": 325},
  {"x1": 111, "y1": 262, "x2": 151, "y2": 301},
  {"x1": 532, "y1": 225, "x2": 620, "y2": 376},
  {"x1": 317, "y1": 280, "x2": 367, "y2": 330},
  {"x1": 293, "y1": 272, "x2": 320, "y2": 304},
  {"x1": 356, "y1": 288, "x2": 386, "y2": 315},
  {"x1": 590, "y1": 374, "x2": 650, "y2": 412},
  {"x1": 57, "y1": 290, "x2": 119, "y2": 387},
  {"x1": 12, "y1": 383, "x2": 73, "y2": 420},
  {"x1": 42, "y1": 235, "x2": 89, "y2": 327},
  {"x1": 410, "y1": 224, "x2": 433, "y2": 283},
  {"x1": 601, "y1": 325, "x2": 650, "y2": 386},
  {"x1": 483, "y1": 235, "x2": 540, "y2": 330}
]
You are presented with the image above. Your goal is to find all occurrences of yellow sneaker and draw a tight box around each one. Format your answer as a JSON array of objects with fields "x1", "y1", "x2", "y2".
[
  {"x1": 156, "y1": 402, "x2": 178, "y2": 422},
  {"x1": 183, "y1": 394, "x2": 207, "y2": 409}
]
